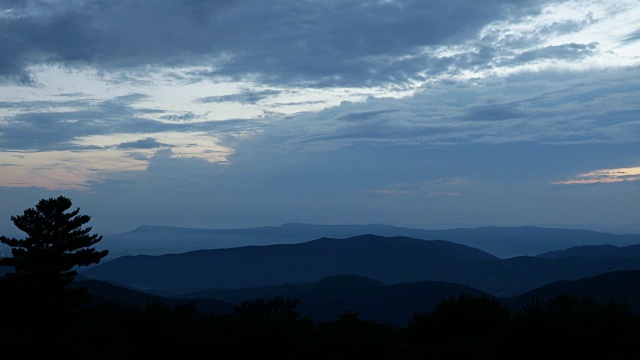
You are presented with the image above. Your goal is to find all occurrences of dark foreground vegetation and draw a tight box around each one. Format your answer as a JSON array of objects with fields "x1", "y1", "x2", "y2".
[
  {"x1": 2, "y1": 292, "x2": 640, "y2": 359},
  {"x1": 2, "y1": 197, "x2": 640, "y2": 359}
]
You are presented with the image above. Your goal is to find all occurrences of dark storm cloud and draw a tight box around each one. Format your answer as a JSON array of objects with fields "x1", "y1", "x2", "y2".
[{"x1": 0, "y1": 0, "x2": 543, "y2": 87}]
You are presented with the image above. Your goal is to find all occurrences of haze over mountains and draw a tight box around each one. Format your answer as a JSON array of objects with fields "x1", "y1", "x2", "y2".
[
  {"x1": 538, "y1": 244, "x2": 640, "y2": 259},
  {"x1": 501, "y1": 270, "x2": 640, "y2": 313},
  {"x1": 6, "y1": 222, "x2": 640, "y2": 326},
  {"x1": 71, "y1": 224, "x2": 640, "y2": 326},
  {"x1": 83, "y1": 231, "x2": 640, "y2": 297},
  {"x1": 84, "y1": 235, "x2": 497, "y2": 294},
  {"x1": 97, "y1": 223, "x2": 640, "y2": 259}
]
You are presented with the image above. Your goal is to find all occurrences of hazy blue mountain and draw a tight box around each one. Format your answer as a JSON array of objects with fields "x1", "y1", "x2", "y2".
[
  {"x1": 82, "y1": 234, "x2": 498, "y2": 294},
  {"x1": 82, "y1": 233, "x2": 640, "y2": 297},
  {"x1": 501, "y1": 270, "x2": 640, "y2": 313},
  {"x1": 183, "y1": 274, "x2": 490, "y2": 325},
  {"x1": 444, "y1": 256, "x2": 640, "y2": 297},
  {"x1": 537, "y1": 244, "x2": 640, "y2": 259},
  {"x1": 185, "y1": 274, "x2": 387, "y2": 303},
  {"x1": 98, "y1": 223, "x2": 640, "y2": 259}
]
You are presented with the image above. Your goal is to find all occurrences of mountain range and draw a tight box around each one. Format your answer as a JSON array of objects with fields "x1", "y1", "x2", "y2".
[
  {"x1": 82, "y1": 233, "x2": 640, "y2": 297},
  {"x1": 6, "y1": 223, "x2": 640, "y2": 326},
  {"x1": 501, "y1": 269, "x2": 640, "y2": 312},
  {"x1": 83, "y1": 234, "x2": 497, "y2": 294},
  {"x1": 97, "y1": 223, "x2": 640, "y2": 259}
]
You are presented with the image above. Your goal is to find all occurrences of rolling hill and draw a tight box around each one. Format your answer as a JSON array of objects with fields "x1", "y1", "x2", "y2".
[
  {"x1": 183, "y1": 274, "x2": 491, "y2": 325},
  {"x1": 537, "y1": 244, "x2": 640, "y2": 259},
  {"x1": 82, "y1": 233, "x2": 640, "y2": 297},
  {"x1": 70, "y1": 279, "x2": 235, "y2": 314},
  {"x1": 82, "y1": 234, "x2": 497, "y2": 294},
  {"x1": 444, "y1": 256, "x2": 640, "y2": 296},
  {"x1": 501, "y1": 269, "x2": 640, "y2": 312}
]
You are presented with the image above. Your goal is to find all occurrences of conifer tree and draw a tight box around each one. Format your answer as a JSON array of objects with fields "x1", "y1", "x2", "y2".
[{"x1": 0, "y1": 196, "x2": 108, "y2": 292}]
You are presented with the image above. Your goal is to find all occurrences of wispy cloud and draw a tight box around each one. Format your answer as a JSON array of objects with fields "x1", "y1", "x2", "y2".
[
  {"x1": 116, "y1": 137, "x2": 170, "y2": 150},
  {"x1": 368, "y1": 178, "x2": 467, "y2": 196},
  {"x1": 0, "y1": 149, "x2": 150, "y2": 190},
  {"x1": 554, "y1": 167, "x2": 640, "y2": 185},
  {"x1": 197, "y1": 89, "x2": 283, "y2": 105}
]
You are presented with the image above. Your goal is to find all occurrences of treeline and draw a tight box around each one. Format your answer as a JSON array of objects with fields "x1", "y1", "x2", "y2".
[{"x1": 2, "y1": 293, "x2": 639, "y2": 360}]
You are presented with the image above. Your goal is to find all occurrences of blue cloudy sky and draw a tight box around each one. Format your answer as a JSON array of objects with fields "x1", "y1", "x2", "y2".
[{"x1": 1, "y1": 0, "x2": 639, "y2": 235}]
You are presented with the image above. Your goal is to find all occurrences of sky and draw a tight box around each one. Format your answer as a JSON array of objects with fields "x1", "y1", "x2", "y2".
[{"x1": 0, "y1": 0, "x2": 639, "y2": 236}]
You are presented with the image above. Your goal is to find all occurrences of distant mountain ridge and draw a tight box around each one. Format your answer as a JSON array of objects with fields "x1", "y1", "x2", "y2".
[
  {"x1": 98, "y1": 223, "x2": 640, "y2": 259},
  {"x1": 537, "y1": 244, "x2": 640, "y2": 259},
  {"x1": 82, "y1": 235, "x2": 640, "y2": 296},
  {"x1": 82, "y1": 233, "x2": 640, "y2": 297},
  {"x1": 502, "y1": 270, "x2": 640, "y2": 312},
  {"x1": 443, "y1": 256, "x2": 640, "y2": 296},
  {"x1": 83, "y1": 234, "x2": 497, "y2": 294}
]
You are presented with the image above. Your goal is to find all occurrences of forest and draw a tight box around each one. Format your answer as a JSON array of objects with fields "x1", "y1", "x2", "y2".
[{"x1": 1, "y1": 291, "x2": 639, "y2": 359}]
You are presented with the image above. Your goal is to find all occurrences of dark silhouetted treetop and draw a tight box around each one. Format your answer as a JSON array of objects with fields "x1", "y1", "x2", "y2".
[{"x1": 0, "y1": 196, "x2": 108, "y2": 290}]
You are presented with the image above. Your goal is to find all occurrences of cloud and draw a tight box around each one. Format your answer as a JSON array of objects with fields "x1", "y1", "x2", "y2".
[
  {"x1": 0, "y1": 96, "x2": 170, "y2": 151},
  {"x1": 159, "y1": 112, "x2": 199, "y2": 123},
  {"x1": 2, "y1": 61, "x2": 638, "y2": 191},
  {"x1": 368, "y1": 178, "x2": 467, "y2": 196},
  {"x1": 512, "y1": 43, "x2": 598, "y2": 64},
  {"x1": 0, "y1": 0, "x2": 636, "y2": 93},
  {"x1": 0, "y1": 0, "x2": 555, "y2": 88},
  {"x1": 0, "y1": 129, "x2": 234, "y2": 190},
  {"x1": 246, "y1": 65, "x2": 640, "y2": 152},
  {"x1": 269, "y1": 100, "x2": 327, "y2": 107},
  {"x1": 0, "y1": 87, "x2": 248, "y2": 189},
  {"x1": 462, "y1": 103, "x2": 526, "y2": 122},
  {"x1": 553, "y1": 167, "x2": 640, "y2": 185},
  {"x1": 0, "y1": 149, "x2": 149, "y2": 190},
  {"x1": 196, "y1": 89, "x2": 283, "y2": 105},
  {"x1": 622, "y1": 28, "x2": 640, "y2": 43},
  {"x1": 0, "y1": 91, "x2": 255, "y2": 152},
  {"x1": 116, "y1": 137, "x2": 169, "y2": 150},
  {"x1": 0, "y1": 0, "x2": 639, "y2": 234}
]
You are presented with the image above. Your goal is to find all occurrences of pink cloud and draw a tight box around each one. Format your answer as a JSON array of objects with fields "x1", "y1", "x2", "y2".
[{"x1": 553, "y1": 167, "x2": 640, "y2": 185}]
